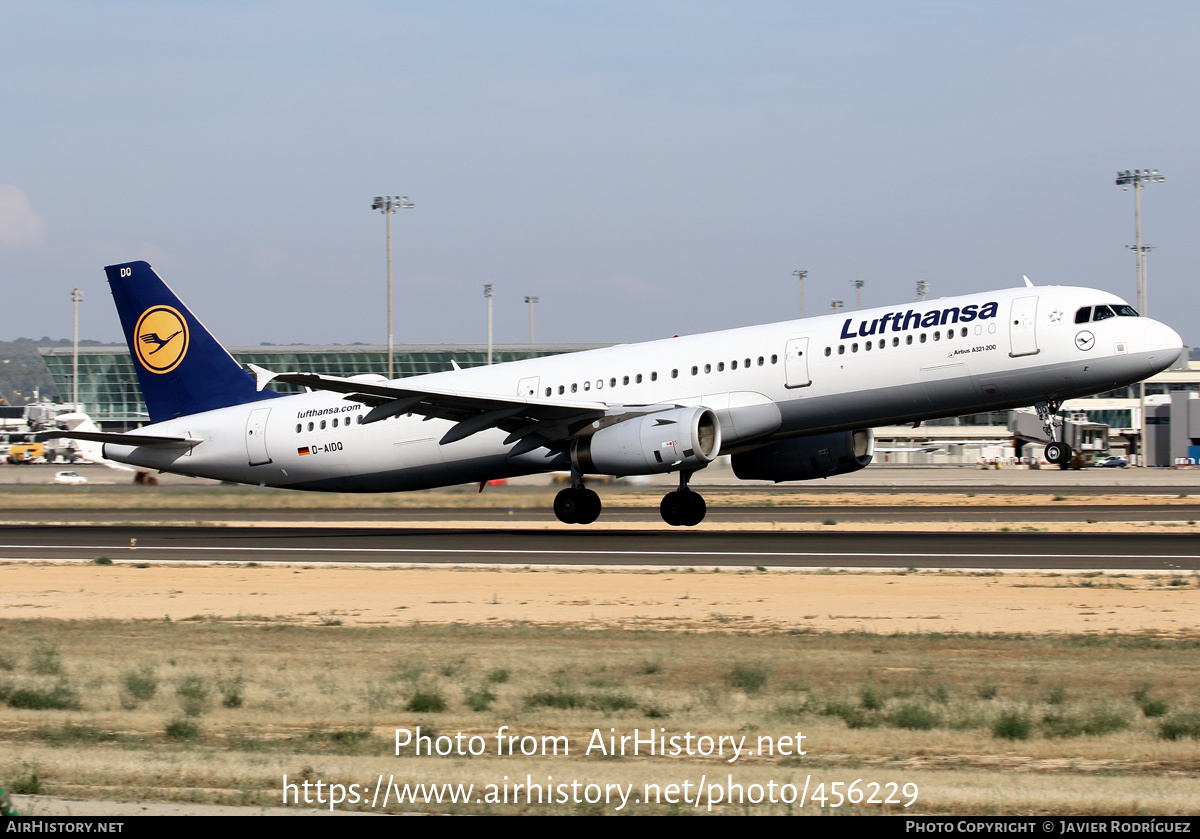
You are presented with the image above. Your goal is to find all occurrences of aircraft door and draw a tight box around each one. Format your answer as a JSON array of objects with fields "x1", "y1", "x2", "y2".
[
  {"x1": 245, "y1": 407, "x2": 272, "y2": 466},
  {"x1": 784, "y1": 337, "x2": 811, "y2": 388},
  {"x1": 1009, "y1": 297, "x2": 1040, "y2": 358},
  {"x1": 517, "y1": 376, "x2": 540, "y2": 398}
]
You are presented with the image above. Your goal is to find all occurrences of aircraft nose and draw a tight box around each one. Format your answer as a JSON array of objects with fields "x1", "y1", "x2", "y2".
[{"x1": 1142, "y1": 319, "x2": 1184, "y2": 373}]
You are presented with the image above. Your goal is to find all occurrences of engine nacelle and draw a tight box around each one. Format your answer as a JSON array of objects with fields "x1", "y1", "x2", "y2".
[
  {"x1": 731, "y1": 429, "x2": 874, "y2": 482},
  {"x1": 571, "y1": 406, "x2": 722, "y2": 476}
]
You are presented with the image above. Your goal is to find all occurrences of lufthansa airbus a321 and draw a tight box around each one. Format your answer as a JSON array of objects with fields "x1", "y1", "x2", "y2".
[{"x1": 46, "y1": 261, "x2": 1183, "y2": 526}]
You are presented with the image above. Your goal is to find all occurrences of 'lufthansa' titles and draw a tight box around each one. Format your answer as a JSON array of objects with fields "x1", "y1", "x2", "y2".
[{"x1": 840, "y1": 302, "x2": 999, "y2": 340}]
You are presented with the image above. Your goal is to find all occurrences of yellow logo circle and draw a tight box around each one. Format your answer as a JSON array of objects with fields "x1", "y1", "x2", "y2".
[{"x1": 133, "y1": 306, "x2": 189, "y2": 374}]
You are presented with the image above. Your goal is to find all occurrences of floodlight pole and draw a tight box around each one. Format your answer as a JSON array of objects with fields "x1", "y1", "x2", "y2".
[
  {"x1": 484, "y1": 284, "x2": 495, "y2": 364},
  {"x1": 791, "y1": 269, "x2": 807, "y2": 319},
  {"x1": 71, "y1": 288, "x2": 83, "y2": 411},
  {"x1": 853, "y1": 279, "x2": 865, "y2": 311},
  {"x1": 1115, "y1": 168, "x2": 1165, "y2": 466},
  {"x1": 831, "y1": 299, "x2": 843, "y2": 314},
  {"x1": 525, "y1": 296, "x2": 539, "y2": 343},
  {"x1": 371, "y1": 194, "x2": 414, "y2": 379}
]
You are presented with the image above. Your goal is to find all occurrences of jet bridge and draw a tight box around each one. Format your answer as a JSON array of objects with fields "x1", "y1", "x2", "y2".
[{"x1": 1008, "y1": 408, "x2": 1109, "y2": 468}]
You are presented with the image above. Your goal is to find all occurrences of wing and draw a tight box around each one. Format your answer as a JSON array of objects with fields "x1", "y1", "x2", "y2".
[{"x1": 249, "y1": 365, "x2": 673, "y2": 452}]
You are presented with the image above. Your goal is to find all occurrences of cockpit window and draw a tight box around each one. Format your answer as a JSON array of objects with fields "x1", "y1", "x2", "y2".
[
  {"x1": 1092, "y1": 305, "x2": 1115, "y2": 322},
  {"x1": 1114, "y1": 305, "x2": 1138, "y2": 317},
  {"x1": 1075, "y1": 307, "x2": 1091, "y2": 324}
]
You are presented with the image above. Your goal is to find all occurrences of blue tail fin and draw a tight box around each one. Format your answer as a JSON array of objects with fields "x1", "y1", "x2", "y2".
[{"x1": 106, "y1": 261, "x2": 280, "y2": 422}]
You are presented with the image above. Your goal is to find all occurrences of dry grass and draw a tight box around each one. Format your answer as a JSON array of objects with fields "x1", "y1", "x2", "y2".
[
  {"x1": 2, "y1": 619, "x2": 1199, "y2": 814},
  {"x1": 3, "y1": 484, "x2": 1198, "y2": 511}
]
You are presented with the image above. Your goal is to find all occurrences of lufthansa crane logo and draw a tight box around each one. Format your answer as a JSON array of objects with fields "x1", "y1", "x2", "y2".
[{"x1": 134, "y1": 305, "x2": 189, "y2": 374}]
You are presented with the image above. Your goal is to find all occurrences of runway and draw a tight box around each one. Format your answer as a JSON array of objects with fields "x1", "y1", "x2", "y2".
[
  {"x1": 3, "y1": 502, "x2": 1199, "y2": 524},
  {"x1": 2, "y1": 525, "x2": 1197, "y2": 571}
]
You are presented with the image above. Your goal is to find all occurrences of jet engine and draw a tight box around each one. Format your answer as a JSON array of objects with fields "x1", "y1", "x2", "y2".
[
  {"x1": 571, "y1": 406, "x2": 721, "y2": 476},
  {"x1": 731, "y1": 429, "x2": 874, "y2": 482}
]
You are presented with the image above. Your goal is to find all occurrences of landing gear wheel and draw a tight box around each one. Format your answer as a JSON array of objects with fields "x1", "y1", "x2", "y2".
[
  {"x1": 660, "y1": 491, "x2": 685, "y2": 526},
  {"x1": 1044, "y1": 442, "x2": 1072, "y2": 465},
  {"x1": 576, "y1": 489, "x2": 602, "y2": 525},
  {"x1": 554, "y1": 487, "x2": 603, "y2": 524},
  {"x1": 680, "y1": 492, "x2": 706, "y2": 527},
  {"x1": 554, "y1": 488, "x2": 582, "y2": 524},
  {"x1": 660, "y1": 490, "x2": 707, "y2": 526}
]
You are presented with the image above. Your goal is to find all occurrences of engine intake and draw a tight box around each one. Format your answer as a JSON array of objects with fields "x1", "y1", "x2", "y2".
[
  {"x1": 731, "y1": 429, "x2": 874, "y2": 482},
  {"x1": 572, "y1": 406, "x2": 721, "y2": 476}
]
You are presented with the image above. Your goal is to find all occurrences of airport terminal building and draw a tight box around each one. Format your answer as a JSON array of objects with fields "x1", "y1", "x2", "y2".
[
  {"x1": 40, "y1": 344, "x2": 1200, "y2": 465},
  {"x1": 40, "y1": 344, "x2": 605, "y2": 427}
]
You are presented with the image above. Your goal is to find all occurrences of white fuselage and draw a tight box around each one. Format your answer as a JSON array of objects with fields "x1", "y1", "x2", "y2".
[{"x1": 105, "y1": 285, "x2": 1183, "y2": 490}]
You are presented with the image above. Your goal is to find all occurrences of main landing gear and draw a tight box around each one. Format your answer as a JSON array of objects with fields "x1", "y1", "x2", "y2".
[
  {"x1": 659, "y1": 470, "x2": 706, "y2": 527},
  {"x1": 553, "y1": 470, "x2": 709, "y2": 527},
  {"x1": 1036, "y1": 399, "x2": 1074, "y2": 468},
  {"x1": 554, "y1": 474, "x2": 602, "y2": 525}
]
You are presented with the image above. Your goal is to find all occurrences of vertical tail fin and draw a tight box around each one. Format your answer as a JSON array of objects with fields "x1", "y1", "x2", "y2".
[{"x1": 106, "y1": 261, "x2": 280, "y2": 422}]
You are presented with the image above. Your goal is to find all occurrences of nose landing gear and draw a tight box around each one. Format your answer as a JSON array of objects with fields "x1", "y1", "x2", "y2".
[
  {"x1": 1036, "y1": 399, "x2": 1074, "y2": 467},
  {"x1": 660, "y1": 470, "x2": 706, "y2": 527}
]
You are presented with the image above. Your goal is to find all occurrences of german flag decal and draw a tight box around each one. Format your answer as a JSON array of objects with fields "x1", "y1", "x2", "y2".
[{"x1": 297, "y1": 446, "x2": 311, "y2": 456}]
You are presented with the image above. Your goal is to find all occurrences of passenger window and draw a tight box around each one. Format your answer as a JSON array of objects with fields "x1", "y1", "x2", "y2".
[
  {"x1": 571, "y1": 383, "x2": 577, "y2": 393},
  {"x1": 1075, "y1": 307, "x2": 1092, "y2": 324},
  {"x1": 597, "y1": 380, "x2": 604, "y2": 389},
  {"x1": 961, "y1": 327, "x2": 968, "y2": 337},
  {"x1": 771, "y1": 354, "x2": 778, "y2": 364},
  {"x1": 893, "y1": 337, "x2": 899, "y2": 346},
  {"x1": 933, "y1": 331, "x2": 940, "y2": 341},
  {"x1": 704, "y1": 364, "x2": 711, "y2": 374},
  {"x1": 757, "y1": 356, "x2": 764, "y2": 366},
  {"x1": 545, "y1": 387, "x2": 551, "y2": 397},
  {"x1": 691, "y1": 366, "x2": 698, "y2": 376},
  {"x1": 824, "y1": 347, "x2": 831, "y2": 357},
  {"x1": 851, "y1": 343, "x2": 858, "y2": 353},
  {"x1": 320, "y1": 420, "x2": 326, "y2": 430},
  {"x1": 635, "y1": 374, "x2": 642, "y2": 384},
  {"x1": 744, "y1": 358, "x2": 751, "y2": 368},
  {"x1": 610, "y1": 378, "x2": 617, "y2": 387},
  {"x1": 731, "y1": 360, "x2": 738, "y2": 370},
  {"x1": 837, "y1": 345, "x2": 845, "y2": 355},
  {"x1": 622, "y1": 376, "x2": 629, "y2": 385},
  {"x1": 558, "y1": 385, "x2": 565, "y2": 394},
  {"x1": 717, "y1": 362, "x2": 724, "y2": 372},
  {"x1": 905, "y1": 335, "x2": 912, "y2": 345},
  {"x1": 307, "y1": 422, "x2": 314, "y2": 431},
  {"x1": 865, "y1": 340, "x2": 872, "y2": 351},
  {"x1": 295, "y1": 424, "x2": 301, "y2": 433},
  {"x1": 1093, "y1": 305, "x2": 1115, "y2": 321},
  {"x1": 671, "y1": 369, "x2": 678, "y2": 378},
  {"x1": 650, "y1": 372, "x2": 657, "y2": 381},
  {"x1": 920, "y1": 334, "x2": 927, "y2": 343}
]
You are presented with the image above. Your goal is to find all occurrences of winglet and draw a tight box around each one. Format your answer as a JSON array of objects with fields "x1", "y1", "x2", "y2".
[
  {"x1": 1023, "y1": 275, "x2": 1034, "y2": 288},
  {"x1": 248, "y1": 364, "x2": 277, "y2": 392},
  {"x1": 450, "y1": 359, "x2": 462, "y2": 371}
]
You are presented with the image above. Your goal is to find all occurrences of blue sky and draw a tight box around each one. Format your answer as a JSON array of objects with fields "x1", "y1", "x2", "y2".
[{"x1": 2, "y1": 1, "x2": 1197, "y2": 347}]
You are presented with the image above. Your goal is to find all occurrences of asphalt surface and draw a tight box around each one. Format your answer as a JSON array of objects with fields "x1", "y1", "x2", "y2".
[
  {"x1": 2, "y1": 525, "x2": 1197, "y2": 571},
  {"x1": 5, "y1": 503, "x2": 1200, "y2": 524}
]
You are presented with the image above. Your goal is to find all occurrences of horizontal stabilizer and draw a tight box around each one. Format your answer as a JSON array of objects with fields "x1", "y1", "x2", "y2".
[{"x1": 36, "y1": 430, "x2": 202, "y2": 448}]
